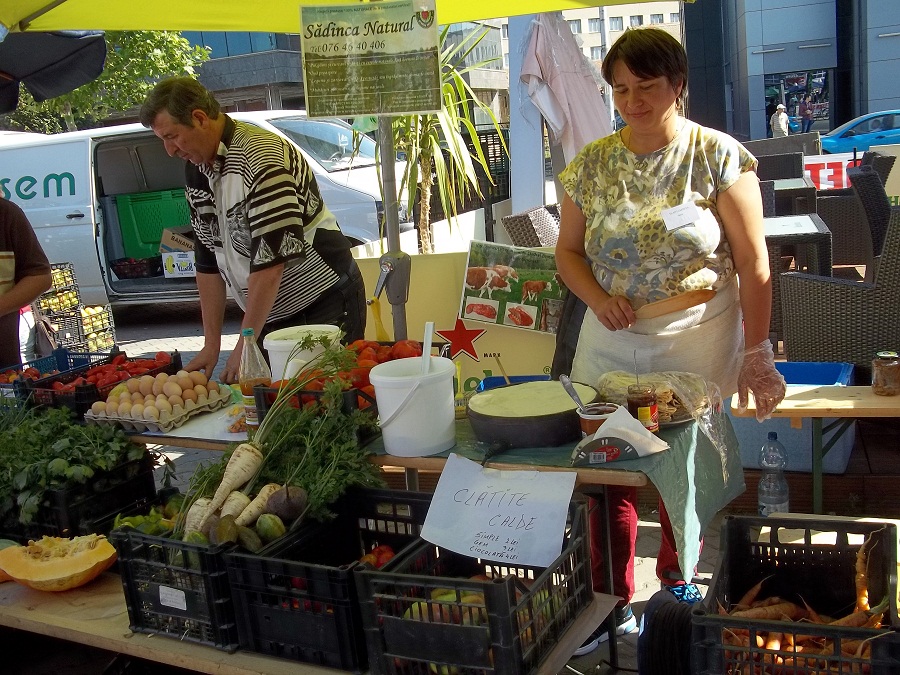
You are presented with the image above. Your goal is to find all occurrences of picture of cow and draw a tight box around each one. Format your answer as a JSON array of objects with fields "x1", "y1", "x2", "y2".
[
  {"x1": 465, "y1": 266, "x2": 512, "y2": 299},
  {"x1": 492, "y1": 264, "x2": 519, "y2": 281},
  {"x1": 521, "y1": 279, "x2": 552, "y2": 303}
]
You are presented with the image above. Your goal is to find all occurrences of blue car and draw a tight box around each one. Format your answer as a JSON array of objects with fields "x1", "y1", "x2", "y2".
[{"x1": 821, "y1": 110, "x2": 900, "y2": 154}]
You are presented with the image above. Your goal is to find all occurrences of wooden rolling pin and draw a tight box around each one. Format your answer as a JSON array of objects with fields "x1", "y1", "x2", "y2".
[{"x1": 634, "y1": 289, "x2": 717, "y2": 319}]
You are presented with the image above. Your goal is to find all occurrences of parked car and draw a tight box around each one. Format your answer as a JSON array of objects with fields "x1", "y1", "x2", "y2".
[
  {"x1": 821, "y1": 110, "x2": 900, "y2": 154},
  {"x1": 0, "y1": 111, "x2": 410, "y2": 307}
]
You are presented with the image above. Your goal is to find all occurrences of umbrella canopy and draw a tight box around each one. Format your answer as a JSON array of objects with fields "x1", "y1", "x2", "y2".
[
  {"x1": 0, "y1": 30, "x2": 106, "y2": 113},
  {"x1": 4, "y1": 1, "x2": 648, "y2": 33}
]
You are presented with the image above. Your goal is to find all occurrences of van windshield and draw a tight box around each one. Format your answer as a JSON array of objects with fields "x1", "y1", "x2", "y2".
[{"x1": 267, "y1": 116, "x2": 378, "y2": 172}]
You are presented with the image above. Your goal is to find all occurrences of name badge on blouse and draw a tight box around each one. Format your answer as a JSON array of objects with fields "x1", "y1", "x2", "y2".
[{"x1": 661, "y1": 203, "x2": 703, "y2": 232}]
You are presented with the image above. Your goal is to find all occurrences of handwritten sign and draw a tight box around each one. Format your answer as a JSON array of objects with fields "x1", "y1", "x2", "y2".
[
  {"x1": 420, "y1": 453, "x2": 576, "y2": 567},
  {"x1": 300, "y1": 0, "x2": 440, "y2": 118}
]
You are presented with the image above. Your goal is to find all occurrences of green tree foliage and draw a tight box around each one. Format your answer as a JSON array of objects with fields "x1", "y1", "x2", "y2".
[{"x1": 0, "y1": 31, "x2": 209, "y2": 133}]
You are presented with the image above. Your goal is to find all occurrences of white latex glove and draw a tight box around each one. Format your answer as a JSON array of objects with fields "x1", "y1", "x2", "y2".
[{"x1": 736, "y1": 339, "x2": 786, "y2": 422}]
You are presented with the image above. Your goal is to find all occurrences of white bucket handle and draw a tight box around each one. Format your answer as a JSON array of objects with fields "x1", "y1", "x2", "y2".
[{"x1": 378, "y1": 379, "x2": 422, "y2": 428}]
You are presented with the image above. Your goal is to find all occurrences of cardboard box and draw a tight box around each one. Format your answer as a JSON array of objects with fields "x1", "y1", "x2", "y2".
[
  {"x1": 728, "y1": 362, "x2": 856, "y2": 474},
  {"x1": 161, "y1": 251, "x2": 196, "y2": 278},
  {"x1": 158, "y1": 225, "x2": 194, "y2": 253}
]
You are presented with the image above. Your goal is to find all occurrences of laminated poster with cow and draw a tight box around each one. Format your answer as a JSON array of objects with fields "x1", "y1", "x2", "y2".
[{"x1": 461, "y1": 241, "x2": 565, "y2": 333}]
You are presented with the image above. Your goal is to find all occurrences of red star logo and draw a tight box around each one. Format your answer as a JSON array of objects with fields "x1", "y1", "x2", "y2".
[{"x1": 436, "y1": 318, "x2": 486, "y2": 361}]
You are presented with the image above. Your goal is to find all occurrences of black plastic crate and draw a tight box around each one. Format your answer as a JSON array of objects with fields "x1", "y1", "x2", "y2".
[
  {"x1": 111, "y1": 527, "x2": 239, "y2": 652},
  {"x1": 691, "y1": 515, "x2": 900, "y2": 674},
  {"x1": 355, "y1": 502, "x2": 591, "y2": 675},
  {"x1": 225, "y1": 487, "x2": 432, "y2": 672},
  {"x1": 111, "y1": 257, "x2": 163, "y2": 279},
  {"x1": 254, "y1": 382, "x2": 376, "y2": 424},
  {"x1": 15, "y1": 350, "x2": 182, "y2": 418},
  {"x1": 81, "y1": 304, "x2": 115, "y2": 334},
  {"x1": 75, "y1": 326, "x2": 117, "y2": 353},
  {"x1": 50, "y1": 310, "x2": 86, "y2": 347},
  {"x1": 49, "y1": 262, "x2": 77, "y2": 291}
]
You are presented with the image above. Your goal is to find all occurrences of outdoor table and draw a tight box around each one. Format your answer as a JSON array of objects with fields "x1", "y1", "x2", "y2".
[
  {"x1": 0, "y1": 572, "x2": 609, "y2": 675},
  {"x1": 773, "y1": 176, "x2": 817, "y2": 216},
  {"x1": 764, "y1": 213, "x2": 832, "y2": 345},
  {"x1": 731, "y1": 385, "x2": 900, "y2": 514}
]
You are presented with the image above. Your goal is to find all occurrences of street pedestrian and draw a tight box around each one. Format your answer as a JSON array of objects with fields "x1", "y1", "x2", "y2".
[
  {"x1": 770, "y1": 103, "x2": 789, "y2": 138},
  {"x1": 140, "y1": 77, "x2": 366, "y2": 383},
  {"x1": 0, "y1": 198, "x2": 52, "y2": 368},
  {"x1": 800, "y1": 95, "x2": 814, "y2": 133}
]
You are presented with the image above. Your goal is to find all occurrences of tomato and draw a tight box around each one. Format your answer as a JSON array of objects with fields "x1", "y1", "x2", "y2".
[
  {"x1": 357, "y1": 346, "x2": 377, "y2": 363},
  {"x1": 111, "y1": 353, "x2": 127, "y2": 365},
  {"x1": 374, "y1": 550, "x2": 395, "y2": 568},
  {"x1": 347, "y1": 366, "x2": 372, "y2": 389},
  {"x1": 357, "y1": 384, "x2": 376, "y2": 410},
  {"x1": 390, "y1": 340, "x2": 423, "y2": 360},
  {"x1": 375, "y1": 345, "x2": 393, "y2": 363},
  {"x1": 154, "y1": 351, "x2": 172, "y2": 364},
  {"x1": 22, "y1": 367, "x2": 41, "y2": 380}
]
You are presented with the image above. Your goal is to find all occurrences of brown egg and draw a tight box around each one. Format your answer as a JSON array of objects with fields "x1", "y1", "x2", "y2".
[
  {"x1": 151, "y1": 373, "x2": 168, "y2": 396},
  {"x1": 130, "y1": 403, "x2": 145, "y2": 419},
  {"x1": 193, "y1": 384, "x2": 208, "y2": 400},
  {"x1": 167, "y1": 394, "x2": 185, "y2": 409},
  {"x1": 139, "y1": 375, "x2": 156, "y2": 397},
  {"x1": 105, "y1": 400, "x2": 119, "y2": 416},
  {"x1": 126, "y1": 378, "x2": 141, "y2": 394},
  {"x1": 188, "y1": 371, "x2": 208, "y2": 387},
  {"x1": 162, "y1": 381, "x2": 183, "y2": 398},
  {"x1": 175, "y1": 375, "x2": 194, "y2": 392},
  {"x1": 181, "y1": 388, "x2": 198, "y2": 405},
  {"x1": 143, "y1": 405, "x2": 160, "y2": 421},
  {"x1": 144, "y1": 393, "x2": 156, "y2": 404},
  {"x1": 91, "y1": 401, "x2": 106, "y2": 416},
  {"x1": 131, "y1": 391, "x2": 144, "y2": 403},
  {"x1": 155, "y1": 399, "x2": 173, "y2": 415},
  {"x1": 119, "y1": 391, "x2": 133, "y2": 403},
  {"x1": 117, "y1": 400, "x2": 133, "y2": 417},
  {"x1": 205, "y1": 380, "x2": 219, "y2": 395},
  {"x1": 176, "y1": 369, "x2": 190, "y2": 379}
]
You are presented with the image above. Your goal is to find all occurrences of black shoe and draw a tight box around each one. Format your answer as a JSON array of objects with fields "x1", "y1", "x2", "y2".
[{"x1": 572, "y1": 603, "x2": 638, "y2": 657}]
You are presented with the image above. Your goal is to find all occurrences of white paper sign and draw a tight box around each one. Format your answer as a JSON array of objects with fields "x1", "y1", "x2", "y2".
[
  {"x1": 661, "y1": 203, "x2": 702, "y2": 231},
  {"x1": 420, "y1": 453, "x2": 577, "y2": 567}
]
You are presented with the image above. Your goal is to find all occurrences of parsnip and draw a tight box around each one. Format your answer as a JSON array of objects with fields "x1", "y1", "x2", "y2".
[
  {"x1": 235, "y1": 483, "x2": 281, "y2": 527},
  {"x1": 182, "y1": 497, "x2": 211, "y2": 537},
  {"x1": 200, "y1": 443, "x2": 263, "y2": 529},
  {"x1": 219, "y1": 491, "x2": 251, "y2": 520}
]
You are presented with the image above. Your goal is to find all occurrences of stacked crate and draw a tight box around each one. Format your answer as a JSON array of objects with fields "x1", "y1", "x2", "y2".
[{"x1": 33, "y1": 262, "x2": 116, "y2": 352}]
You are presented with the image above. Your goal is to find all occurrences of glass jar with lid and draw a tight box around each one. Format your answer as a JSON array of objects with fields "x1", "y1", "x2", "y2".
[
  {"x1": 627, "y1": 383, "x2": 659, "y2": 432},
  {"x1": 871, "y1": 351, "x2": 900, "y2": 396}
]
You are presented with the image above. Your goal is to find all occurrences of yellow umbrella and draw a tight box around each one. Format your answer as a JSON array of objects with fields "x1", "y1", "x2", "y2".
[{"x1": 2, "y1": 1, "x2": 668, "y2": 33}]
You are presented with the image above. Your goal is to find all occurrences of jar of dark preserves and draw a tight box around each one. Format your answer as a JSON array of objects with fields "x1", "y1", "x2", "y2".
[
  {"x1": 872, "y1": 351, "x2": 900, "y2": 396},
  {"x1": 627, "y1": 383, "x2": 659, "y2": 432}
]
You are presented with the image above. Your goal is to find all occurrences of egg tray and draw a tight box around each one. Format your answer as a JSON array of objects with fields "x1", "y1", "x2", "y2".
[{"x1": 84, "y1": 387, "x2": 231, "y2": 433}]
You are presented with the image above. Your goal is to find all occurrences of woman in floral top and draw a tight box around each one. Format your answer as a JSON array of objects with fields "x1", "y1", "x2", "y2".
[{"x1": 556, "y1": 27, "x2": 786, "y2": 655}]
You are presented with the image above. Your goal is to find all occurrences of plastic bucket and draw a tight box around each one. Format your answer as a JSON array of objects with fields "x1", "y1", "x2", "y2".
[
  {"x1": 369, "y1": 356, "x2": 456, "y2": 457},
  {"x1": 263, "y1": 324, "x2": 341, "y2": 379}
]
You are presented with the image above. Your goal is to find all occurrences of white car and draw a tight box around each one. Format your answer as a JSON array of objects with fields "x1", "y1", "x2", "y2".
[{"x1": 0, "y1": 111, "x2": 408, "y2": 306}]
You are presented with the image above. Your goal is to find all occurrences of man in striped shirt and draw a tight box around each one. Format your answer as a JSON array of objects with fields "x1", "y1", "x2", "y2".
[{"x1": 140, "y1": 78, "x2": 365, "y2": 383}]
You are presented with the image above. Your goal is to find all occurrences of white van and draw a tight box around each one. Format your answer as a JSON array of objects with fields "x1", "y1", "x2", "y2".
[{"x1": 0, "y1": 111, "x2": 408, "y2": 306}]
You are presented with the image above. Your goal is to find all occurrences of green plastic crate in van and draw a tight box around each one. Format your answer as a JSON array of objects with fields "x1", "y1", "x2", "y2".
[{"x1": 116, "y1": 189, "x2": 190, "y2": 260}]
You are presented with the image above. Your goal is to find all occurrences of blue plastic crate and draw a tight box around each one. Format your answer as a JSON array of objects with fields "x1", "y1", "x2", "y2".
[{"x1": 728, "y1": 361, "x2": 856, "y2": 474}]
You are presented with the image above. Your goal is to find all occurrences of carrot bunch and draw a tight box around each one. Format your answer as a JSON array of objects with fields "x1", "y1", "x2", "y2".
[{"x1": 717, "y1": 535, "x2": 892, "y2": 674}]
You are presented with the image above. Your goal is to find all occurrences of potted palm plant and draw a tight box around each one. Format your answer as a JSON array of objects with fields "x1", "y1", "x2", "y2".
[{"x1": 379, "y1": 25, "x2": 508, "y2": 254}]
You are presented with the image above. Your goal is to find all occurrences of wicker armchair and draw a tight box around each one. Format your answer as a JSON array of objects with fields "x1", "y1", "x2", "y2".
[
  {"x1": 860, "y1": 150, "x2": 896, "y2": 187},
  {"x1": 501, "y1": 204, "x2": 561, "y2": 247},
  {"x1": 759, "y1": 180, "x2": 777, "y2": 217},
  {"x1": 781, "y1": 208, "x2": 900, "y2": 383},
  {"x1": 755, "y1": 152, "x2": 804, "y2": 181}
]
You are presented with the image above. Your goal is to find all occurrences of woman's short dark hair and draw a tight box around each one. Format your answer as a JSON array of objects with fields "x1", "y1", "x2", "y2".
[
  {"x1": 601, "y1": 28, "x2": 688, "y2": 110},
  {"x1": 139, "y1": 77, "x2": 220, "y2": 128}
]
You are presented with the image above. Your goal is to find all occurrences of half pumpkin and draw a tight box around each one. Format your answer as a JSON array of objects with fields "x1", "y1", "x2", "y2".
[{"x1": 0, "y1": 534, "x2": 117, "y2": 591}]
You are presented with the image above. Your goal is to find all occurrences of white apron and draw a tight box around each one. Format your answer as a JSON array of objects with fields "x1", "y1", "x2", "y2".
[{"x1": 571, "y1": 279, "x2": 743, "y2": 398}]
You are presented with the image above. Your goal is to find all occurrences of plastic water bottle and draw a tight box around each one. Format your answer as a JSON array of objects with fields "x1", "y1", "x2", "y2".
[{"x1": 758, "y1": 431, "x2": 790, "y2": 517}]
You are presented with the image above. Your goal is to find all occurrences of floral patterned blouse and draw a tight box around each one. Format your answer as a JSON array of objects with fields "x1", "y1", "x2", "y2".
[{"x1": 559, "y1": 119, "x2": 756, "y2": 308}]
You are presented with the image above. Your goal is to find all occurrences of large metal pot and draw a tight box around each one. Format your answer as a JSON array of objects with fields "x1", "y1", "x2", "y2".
[{"x1": 466, "y1": 380, "x2": 598, "y2": 448}]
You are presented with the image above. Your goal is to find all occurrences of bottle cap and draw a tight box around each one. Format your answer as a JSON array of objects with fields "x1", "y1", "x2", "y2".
[
  {"x1": 875, "y1": 351, "x2": 898, "y2": 359},
  {"x1": 241, "y1": 328, "x2": 255, "y2": 337},
  {"x1": 767, "y1": 431, "x2": 778, "y2": 440}
]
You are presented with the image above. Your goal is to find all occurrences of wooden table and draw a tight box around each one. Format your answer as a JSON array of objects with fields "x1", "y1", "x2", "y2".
[
  {"x1": 0, "y1": 573, "x2": 613, "y2": 675},
  {"x1": 731, "y1": 385, "x2": 900, "y2": 513}
]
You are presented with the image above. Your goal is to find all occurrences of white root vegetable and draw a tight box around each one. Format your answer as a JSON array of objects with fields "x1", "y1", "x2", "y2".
[
  {"x1": 235, "y1": 483, "x2": 281, "y2": 527},
  {"x1": 200, "y1": 443, "x2": 264, "y2": 529},
  {"x1": 183, "y1": 497, "x2": 211, "y2": 537},
  {"x1": 219, "y1": 491, "x2": 251, "y2": 520}
]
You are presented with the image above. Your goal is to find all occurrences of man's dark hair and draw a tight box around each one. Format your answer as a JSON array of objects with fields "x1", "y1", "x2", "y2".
[
  {"x1": 140, "y1": 77, "x2": 220, "y2": 128},
  {"x1": 601, "y1": 28, "x2": 688, "y2": 111}
]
